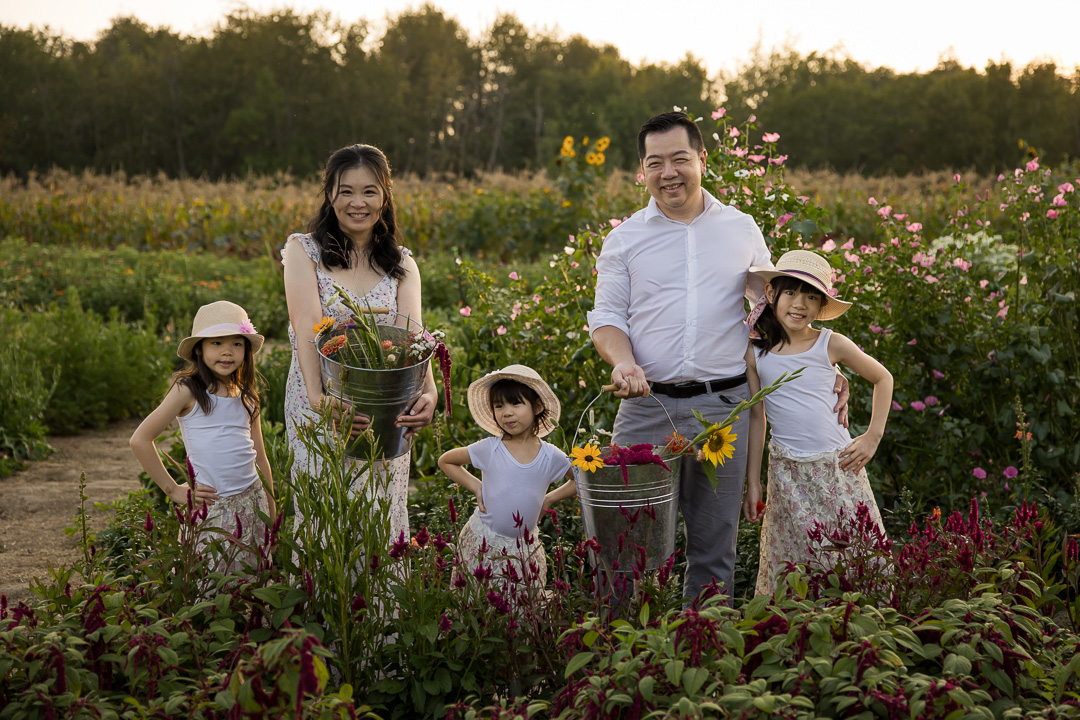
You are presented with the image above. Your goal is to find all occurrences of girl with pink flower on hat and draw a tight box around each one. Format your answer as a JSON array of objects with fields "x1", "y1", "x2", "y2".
[
  {"x1": 130, "y1": 301, "x2": 275, "y2": 582},
  {"x1": 741, "y1": 250, "x2": 894, "y2": 596}
]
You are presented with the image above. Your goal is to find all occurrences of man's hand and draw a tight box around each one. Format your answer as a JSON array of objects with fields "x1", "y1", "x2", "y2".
[
  {"x1": 833, "y1": 368, "x2": 850, "y2": 428},
  {"x1": 611, "y1": 362, "x2": 650, "y2": 399}
]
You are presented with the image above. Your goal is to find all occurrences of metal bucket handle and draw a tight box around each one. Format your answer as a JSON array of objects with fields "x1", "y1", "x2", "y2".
[{"x1": 573, "y1": 384, "x2": 678, "y2": 445}]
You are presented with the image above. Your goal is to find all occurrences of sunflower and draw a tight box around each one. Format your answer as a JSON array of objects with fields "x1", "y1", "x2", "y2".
[
  {"x1": 312, "y1": 316, "x2": 335, "y2": 335},
  {"x1": 700, "y1": 423, "x2": 738, "y2": 466},
  {"x1": 571, "y1": 444, "x2": 604, "y2": 473}
]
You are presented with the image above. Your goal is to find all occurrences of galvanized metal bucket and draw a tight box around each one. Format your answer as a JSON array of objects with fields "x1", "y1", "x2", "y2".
[
  {"x1": 573, "y1": 392, "x2": 681, "y2": 574},
  {"x1": 318, "y1": 317, "x2": 430, "y2": 460}
]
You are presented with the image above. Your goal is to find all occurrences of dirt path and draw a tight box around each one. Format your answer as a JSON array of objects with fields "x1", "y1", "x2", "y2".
[{"x1": 0, "y1": 418, "x2": 146, "y2": 604}]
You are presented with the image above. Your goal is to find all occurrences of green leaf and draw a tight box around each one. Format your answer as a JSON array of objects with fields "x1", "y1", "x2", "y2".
[
  {"x1": 983, "y1": 667, "x2": 1014, "y2": 696},
  {"x1": 564, "y1": 652, "x2": 595, "y2": 678},
  {"x1": 251, "y1": 587, "x2": 282, "y2": 608},
  {"x1": 639, "y1": 675, "x2": 654, "y2": 702}
]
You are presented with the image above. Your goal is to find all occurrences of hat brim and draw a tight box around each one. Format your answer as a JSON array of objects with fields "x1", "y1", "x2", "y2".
[
  {"x1": 749, "y1": 266, "x2": 852, "y2": 321},
  {"x1": 177, "y1": 331, "x2": 265, "y2": 362},
  {"x1": 467, "y1": 366, "x2": 561, "y2": 438}
]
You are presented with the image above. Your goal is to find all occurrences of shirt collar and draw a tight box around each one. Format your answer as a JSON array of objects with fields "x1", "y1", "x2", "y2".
[{"x1": 643, "y1": 188, "x2": 725, "y2": 224}]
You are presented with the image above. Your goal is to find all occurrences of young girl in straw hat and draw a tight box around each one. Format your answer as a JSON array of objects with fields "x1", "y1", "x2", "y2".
[
  {"x1": 438, "y1": 365, "x2": 577, "y2": 586},
  {"x1": 741, "y1": 250, "x2": 893, "y2": 596},
  {"x1": 130, "y1": 301, "x2": 276, "y2": 578}
]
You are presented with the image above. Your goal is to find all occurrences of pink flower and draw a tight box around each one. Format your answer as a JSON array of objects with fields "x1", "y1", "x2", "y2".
[
  {"x1": 729, "y1": 127, "x2": 740, "y2": 138},
  {"x1": 768, "y1": 155, "x2": 788, "y2": 165},
  {"x1": 748, "y1": 154, "x2": 766, "y2": 163},
  {"x1": 496, "y1": 326, "x2": 507, "y2": 335},
  {"x1": 954, "y1": 173, "x2": 962, "y2": 182},
  {"x1": 932, "y1": 369, "x2": 945, "y2": 380},
  {"x1": 973, "y1": 467, "x2": 987, "y2": 479},
  {"x1": 1004, "y1": 466, "x2": 1019, "y2": 479},
  {"x1": 868, "y1": 197, "x2": 878, "y2": 206},
  {"x1": 925, "y1": 275, "x2": 938, "y2": 284},
  {"x1": 924, "y1": 396, "x2": 939, "y2": 407},
  {"x1": 953, "y1": 258, "x2": 972, "y2": 271},
  {"x1": 1047, "y1": 209, "x2": 1059, "y2": 219},
  {"x1": 508, "y1": 271, "x2": 519, "y2": 280},
  {"x1": 907, "y1": 338, "x2": 917, "y2": 345},
  {"x1": 609, "y1": 218, "x2": 622, "y2": 228},
  {"x1": 979, "y1": 280, "x2": 990, "y2": 289},
  {"x1": 238, "y1": 319, "x2": 256, "y2": 334},
  {"x1": 762, "y1": 132, "x2": 780, "y2": 142},
  {"x1": 1058, "y1": 182, "x2": 1075, "y2": 193},
  {"x1": 1052, "y1": 194, "x2": 1067, "y2": 207},
  {"x1": 870, "y1": 324, "x2": 882, "y2": 333},
  {"x1": 711, "y1": 108, "x2": 726, "y2": 119},
  {"x1": 821, "y1": 239, "x2": 837, "y2": 252},
  {"x1": 840, "y1": 238, "x2": 855, "y2": 250},
  {"x1": 1026, "y1": 159, "x2": 1039, "y2": 172},
  {"x1": 459, "y1": 306, "x2": 472, "y2": 317},
  {"x1": 997, "y1": 305, "x2": 1009, "y2": 320},
  {"x1": 891, "y1": 401, "x2": 903, "y2": 411},
  {"x1": 748, "y1": 115, "x2": 756, "y2": 122},
  {"x1": 906, "y1": 222, "x2": 923, "y2": 233},
  {"x1": 910, "y1": 400, "x2": 926, "y2": 411}
]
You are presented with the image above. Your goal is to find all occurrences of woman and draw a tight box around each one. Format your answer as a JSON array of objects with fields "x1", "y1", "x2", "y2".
[{"x1": 282, "y1": 143, "x2": 437, "y2": 547}]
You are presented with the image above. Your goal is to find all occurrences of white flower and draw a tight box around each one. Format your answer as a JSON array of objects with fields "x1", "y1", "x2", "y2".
[{"x1": 734, "y1": 169, "x2": 749, "y2": 178}]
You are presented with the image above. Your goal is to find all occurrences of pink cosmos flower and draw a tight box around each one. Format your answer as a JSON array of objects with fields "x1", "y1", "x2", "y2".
[
  {"x1": 509, "y1": 271, "x2": 519, "y2": 280},
  {"x1": 1003, "y1": 466, "x2": 1019, "y2": 479},
  {"x1": 973, "y1": 467, "x2": 987, "y2": 479},
  {"x1": 1047, "y1": 209, "x2": 1059, "y2": 219},
  {"x1": 496, "y1": 326, "x2": 507, "y2": 335},
  {"x1": 729, "y1": 127, "x2": 740, "y2": 138},
  {"x1": 1026, "y1": 159, "x2": 1039, "y2": 172},
  {"x1": 821, "y1": 239, "x2": 837, "y2": 252},
  {"x1": 769, "y1": 155, "x2": 788, "y2": 165},
  {"x1": 1058, "y1": 182, "x2": 1075, "y2": 193},
  {"x1": 459, "y1": 306, "x2": 472, "y2": 317},
  {"x1": 893, "y1": 213, "x2": 907, "y2": 221},
  {"x1": 910, "y1": 400, "x2": 926, "y2": 411},
  {"x1": 711, "y1": 108, "x2": 726, "y2": 119},
  {"x1": 762, "y1": 132, "x2": 780, "y2": 142},
  {"x1": 748, "y1": 154, "x2": 766, "y2": 163},
  {"x1": 840, "y1": 238, "x2": 855, "y2": 250},
  {"x1": 906, "y1": 222, "x2": 922, "y2": 233}
]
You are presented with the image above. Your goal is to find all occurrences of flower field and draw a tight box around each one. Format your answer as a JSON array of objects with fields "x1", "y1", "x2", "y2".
[{"x1": 2, "y1": 111, "x2": 1080, "y2": 717}]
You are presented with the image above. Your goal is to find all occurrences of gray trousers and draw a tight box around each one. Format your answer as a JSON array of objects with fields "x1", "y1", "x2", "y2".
[{"x1": 612, "y1": 383, "x2": 750, "y2": 601}]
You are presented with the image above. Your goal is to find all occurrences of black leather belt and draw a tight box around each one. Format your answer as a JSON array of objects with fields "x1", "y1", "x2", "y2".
[{"x1": 650, "y1": 374, "x2": 747, "y2": 398}]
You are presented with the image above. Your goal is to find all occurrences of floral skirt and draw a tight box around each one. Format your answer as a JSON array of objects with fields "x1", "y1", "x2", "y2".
[
  {"x1": 453, "y1": 510, "x2": 547, "y2": 588},
  {"x1": 755, "y1": 443, "x2": 886, "y2": 597},
  {"x1": 193, "y1": 481, "x2": 271, "y2": 584}
]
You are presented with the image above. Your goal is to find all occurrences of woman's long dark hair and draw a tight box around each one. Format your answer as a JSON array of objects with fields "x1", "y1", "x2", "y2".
[
  {"x1": 751, "y1": 275, "x2": 831, "y2": 355},
  {"x1": 308, "y1": 144, "x2": 405, "y2": 279},
  {"x1": 171, "y1": 337, "x2": 262, "y2": 421}
]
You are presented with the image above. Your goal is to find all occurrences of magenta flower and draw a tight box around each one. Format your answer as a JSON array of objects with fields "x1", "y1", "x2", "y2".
[
  {"x1": 1047, "y1": 209, "x2": 1059, "y2": 219},
  {"x1": 238, "y1": 319, "x2": 256, "y2": 334},
  {"x1": 891, "y1": 401, "x2": 903, "y2": 411},
  {"x1": 776, "y1": 212, "x2": 794, "y2": 229},
  {"x1": 924, "y1": 396, "x2": 939, "y2": 407},
  {"x1": 910, "y1": 400, "x2": 926, "y2": 411},
  {"x1": 973, "y1": 468, "x2": 987, "y2": 479},
  {"x1": 932, "y1": 370, "x2": 945, "y2": 380},
  {"x1": 907, "y1": 338, "x2": 918, "y2": 345},
  {"x1": 1004, "y1": 466, "x2": 1018, "y2": 479},
  {"x1": 439, "y1": 614, "x2": 452, "y2": 632}
]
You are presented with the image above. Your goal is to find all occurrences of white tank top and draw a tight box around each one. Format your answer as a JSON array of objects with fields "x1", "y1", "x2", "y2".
[
  {"x1": 755, "y1": 328, "x2": 853, "y2": 456},
  {"x1": 177, "y1": 392, "x2": 259, "y2": 497}
]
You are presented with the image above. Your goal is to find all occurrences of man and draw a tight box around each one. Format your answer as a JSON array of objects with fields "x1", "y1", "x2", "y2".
[{"x1": 588, "y1": 111, "x2": 845, "y2": 601}]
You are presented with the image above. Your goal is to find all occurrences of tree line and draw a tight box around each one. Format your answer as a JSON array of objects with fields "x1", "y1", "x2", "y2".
[{"x1": 1, "y1": 6, "x2": 1078, "y2": 179}]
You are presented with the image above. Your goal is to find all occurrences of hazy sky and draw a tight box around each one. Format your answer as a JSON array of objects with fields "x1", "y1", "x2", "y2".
[{"x1": 5, "y1": 0, "x2": 1079, "y2": 78}]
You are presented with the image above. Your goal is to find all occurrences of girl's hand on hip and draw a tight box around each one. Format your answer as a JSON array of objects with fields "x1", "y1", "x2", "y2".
[
  {"x1": 839, "y1": 434, "x2": 879, "y2": 473},
  {"x1": 194, "y1": 483, "x2": 220, "y2": 506},
  {"x1": 397, "y1": 392, "x2": 436, "y2": 438}
]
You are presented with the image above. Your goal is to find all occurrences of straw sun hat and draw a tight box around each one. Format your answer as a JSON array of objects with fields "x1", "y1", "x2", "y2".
[
  {"x1": 177, "y1": 301, "x2": 265, "y2": 361},
  {"x1": 750, "y1": 250, "x2": 853, "y2": 321},
  {"x1": 467, "y1": 364, "x2": 561, "y2": 438}
]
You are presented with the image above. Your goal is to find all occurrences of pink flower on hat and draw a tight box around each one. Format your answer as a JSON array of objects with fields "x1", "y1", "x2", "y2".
[{"x1": 238, "y1": 320, "x2": 257, "y2": 334}]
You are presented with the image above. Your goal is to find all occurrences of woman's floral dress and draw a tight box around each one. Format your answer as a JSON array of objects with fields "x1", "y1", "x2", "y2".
[{"x1": 282, "y1": 233, "x2": 411, "y2": 548}]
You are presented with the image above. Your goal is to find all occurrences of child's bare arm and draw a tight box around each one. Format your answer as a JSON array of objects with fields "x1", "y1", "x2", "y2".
[
  {"x1": 542, "y1": 471, "x2": 577, "y2": 513},
  {"x1": 828, "y1": 332, "x2": 893, "y2": 472},
  {"x1": 742, "y1": 345, "x2": 766, "y2": 522},
  {"x1": 130, "y1": 385, "x2": 214, "y2": 506},
  {"x1": 438, "y1": 446, "x2": 485, "y2": 512},
  {"x1": 251, "y1": 413, "x2": 276, "y2": 522}
]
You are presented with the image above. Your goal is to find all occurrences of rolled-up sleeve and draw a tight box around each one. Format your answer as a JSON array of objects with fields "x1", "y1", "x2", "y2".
[
  {"x1": 743, "y1": 223, "x2": 772, "y2": 306},
  {"x1": 587, "y1": 235, "x2": 631, "y2": 339}
]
